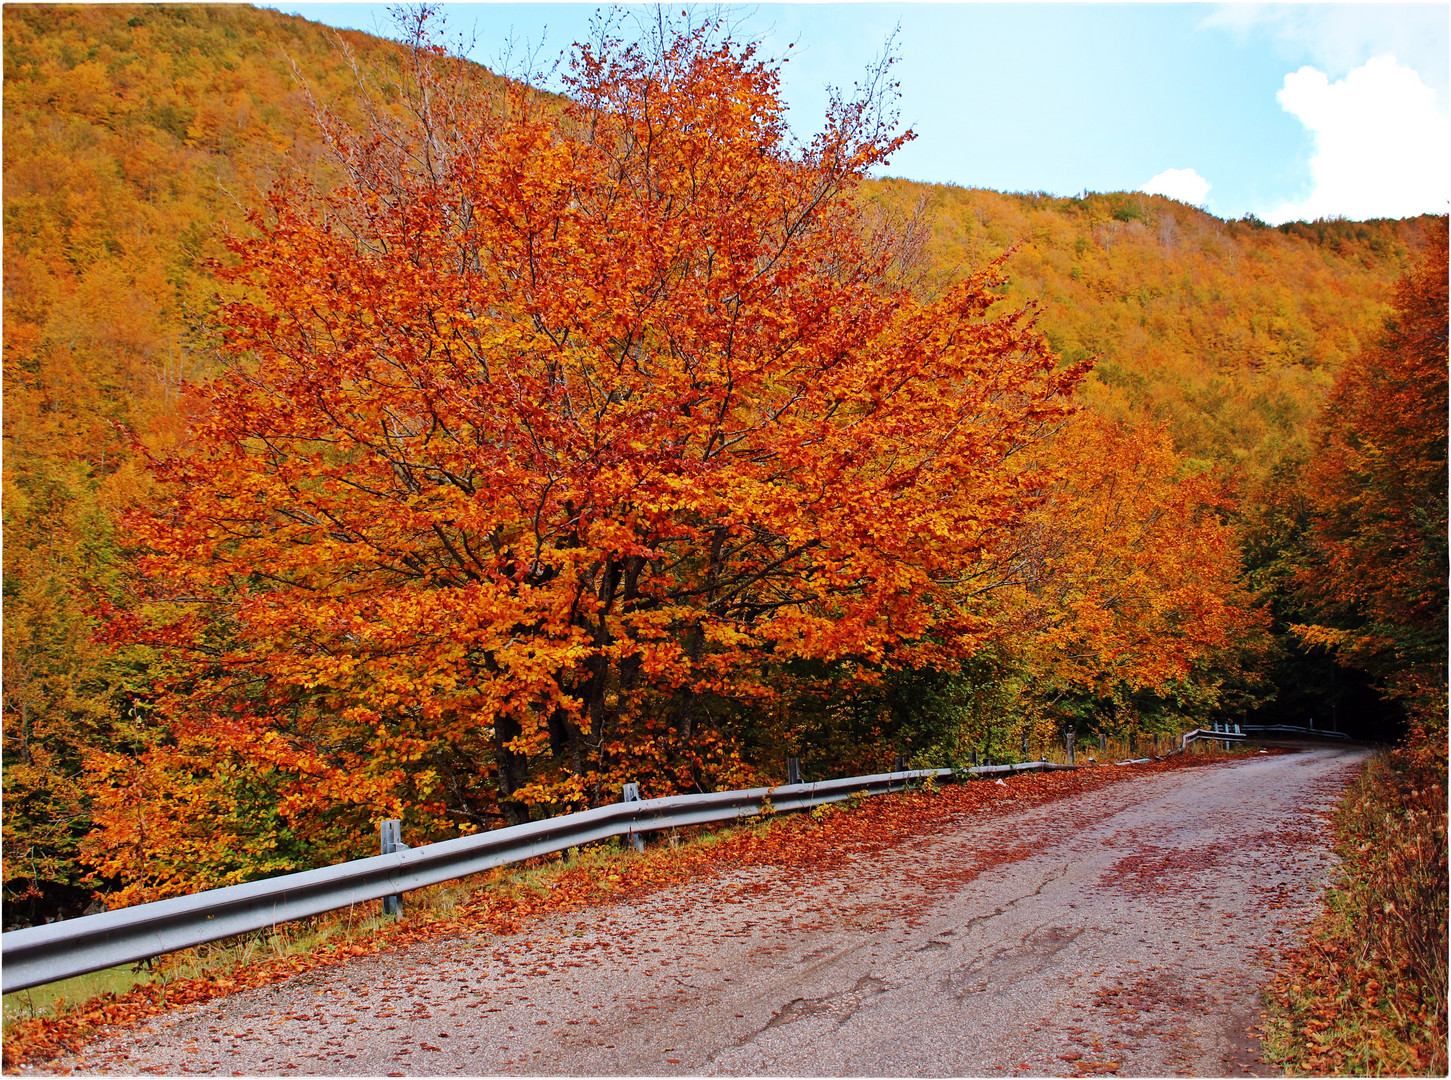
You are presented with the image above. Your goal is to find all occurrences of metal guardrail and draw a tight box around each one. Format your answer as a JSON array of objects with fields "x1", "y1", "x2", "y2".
[
  {"x1": 1180, "y1": 724, "x2": 1246, "y2": 749},
  {"x1": 1240, "y1": 724, "x2": 1350, "y2": 740},
  {"x1": 1, "y1": 760, "x2": 1075, "y2": 994}
]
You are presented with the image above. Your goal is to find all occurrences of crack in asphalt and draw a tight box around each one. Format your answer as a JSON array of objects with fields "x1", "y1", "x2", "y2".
[
  {"x1": 951, "y1": 861, "x2": 1071, "y2": 941},
  {"x1": 734, "y1": 863, "x2": 1077, "y2": 1055},
  {"x1": 946, "y1": 921, "x2": 1090, "y2": 1003},
  {"x1": 787, "y1": 941, "x2": 864, "y2": 982},
  {"x1": 755, "y1": 974, "x2": 890, "y2": 1038}
]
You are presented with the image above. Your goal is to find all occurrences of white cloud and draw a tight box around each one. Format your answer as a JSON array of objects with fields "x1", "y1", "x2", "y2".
[
  {"x1": 1200, "y1": 4, "x2": 1449, "y2": 111},
  {"x1": 1264, "y1": 55, "x2": 1451, "y2": 224},
  {"x1": 1140, "y1": 168, "x2": 1213, "y2": 206}
]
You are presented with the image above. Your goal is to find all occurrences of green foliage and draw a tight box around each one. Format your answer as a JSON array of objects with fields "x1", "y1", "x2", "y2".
[{"x1": 775, "y1": 651, "x2": 1041, "y2": 773}]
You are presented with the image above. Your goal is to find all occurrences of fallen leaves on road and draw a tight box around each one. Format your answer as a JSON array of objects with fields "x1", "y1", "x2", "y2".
[{"x1": 2, "y1": 751, "x2": 1254, "y2": 1071}]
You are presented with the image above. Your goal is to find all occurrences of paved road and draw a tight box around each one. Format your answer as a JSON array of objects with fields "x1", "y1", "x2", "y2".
[{"x1": 55, "y1": 745, "x2": 1365, "y2": 1077}]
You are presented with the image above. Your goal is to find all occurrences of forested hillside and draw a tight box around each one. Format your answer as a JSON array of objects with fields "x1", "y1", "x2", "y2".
[
  {"x1": 3, "y1": 2, "x2": 437, "y2": 922},
  {"x1": 2, "y1": 4, "x2": 1443, "y2": 927},
  {"x1": 865, "y1": 179, "x2": 1438, "y2": 472}
]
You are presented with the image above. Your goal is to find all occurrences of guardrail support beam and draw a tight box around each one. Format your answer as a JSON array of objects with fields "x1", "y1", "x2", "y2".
[
  {"x1": 380, "y1": 819, "x2": 404, "y2": 916},
  {"x1": 622, "y1": 783, "x2": 645, "y2": 852}
]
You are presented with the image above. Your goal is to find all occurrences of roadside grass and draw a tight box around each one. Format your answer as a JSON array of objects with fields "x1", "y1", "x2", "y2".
[
  {"x1": 2, "y1": 747, "x2": 1250, "y2": 1069},
  {"x1": 3, "y1": 965, "x2": 150, "y2": 1030},
  {"x1": 1261, "y1": 745, "x2": 1448, "y2": 1076}
]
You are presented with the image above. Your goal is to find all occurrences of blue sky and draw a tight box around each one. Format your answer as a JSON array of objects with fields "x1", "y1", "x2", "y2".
[{"x1": 272, "y1": 3, "x2": 1451, "y2": 223}]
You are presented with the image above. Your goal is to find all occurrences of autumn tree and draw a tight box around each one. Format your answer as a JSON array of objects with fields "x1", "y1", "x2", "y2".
[
  {"x1": 1012, "y1": 414, "x2": 1265, "y2": 741},
  {"x1": 760, "y1": 412, "x2": 1262, "y2": 771},
  {"x1": 84, "y1": 15, "x2": 1088, "y2": 897},
  {"x1": 1294, "y1": 221, "x2": 1449, "y2": 743}
]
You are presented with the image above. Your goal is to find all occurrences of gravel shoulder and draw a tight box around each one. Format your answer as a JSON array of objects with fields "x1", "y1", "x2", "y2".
[{"x1": 43, "y1": 745, "x2": 1365, "y2": 1077}]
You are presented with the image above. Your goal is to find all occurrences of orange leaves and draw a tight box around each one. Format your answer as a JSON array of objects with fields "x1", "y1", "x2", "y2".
[
  {"x1": 106, "y1": 15, "x2": 1087, "y2": 859},
  {"x1": 1012, "y1": 413, "x2": 1260, "y2": 702},
  {"x1": 1294, "y1": 222, "x2": 1448, "y2": 737}
]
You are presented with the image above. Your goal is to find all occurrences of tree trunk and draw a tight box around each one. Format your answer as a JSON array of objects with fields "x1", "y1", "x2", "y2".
[{"x1": 493, "y1": 711, "x2": 531, "y2": 826}]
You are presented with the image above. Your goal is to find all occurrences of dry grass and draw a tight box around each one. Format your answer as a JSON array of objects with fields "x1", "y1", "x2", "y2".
[{"x1": 1262, "y1": 745, "x2": 1448, "y2": 1076}]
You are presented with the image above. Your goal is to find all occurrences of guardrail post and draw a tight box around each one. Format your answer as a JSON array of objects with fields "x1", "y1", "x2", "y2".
[
  {"x1": 970, "y1": 749, "x2": 979, "y2": 768},
  {"x1": 1099, "y1": 733, "x2": 1107, "y2": 754},
  {"x1": 622, "y1": 783, "x2": 645, "y2": 852},
  {"x1": 380, "y1": 819, "x2": 405, "y2": 916},
  {"x1": 893, "y1": 754, "x2": 905, "y2": 773},
  {"x1": 786, "y1": 758, "x2": 802, "y2": 786},
  {"x1": 1066, "y1": 731, "x2": 1075, "y2": 765}
]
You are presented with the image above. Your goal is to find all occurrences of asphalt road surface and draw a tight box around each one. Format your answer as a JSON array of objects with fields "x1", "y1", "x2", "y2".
[{"x1": 52, "y1": 744, "x2": 1365, "y2": 1077}]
